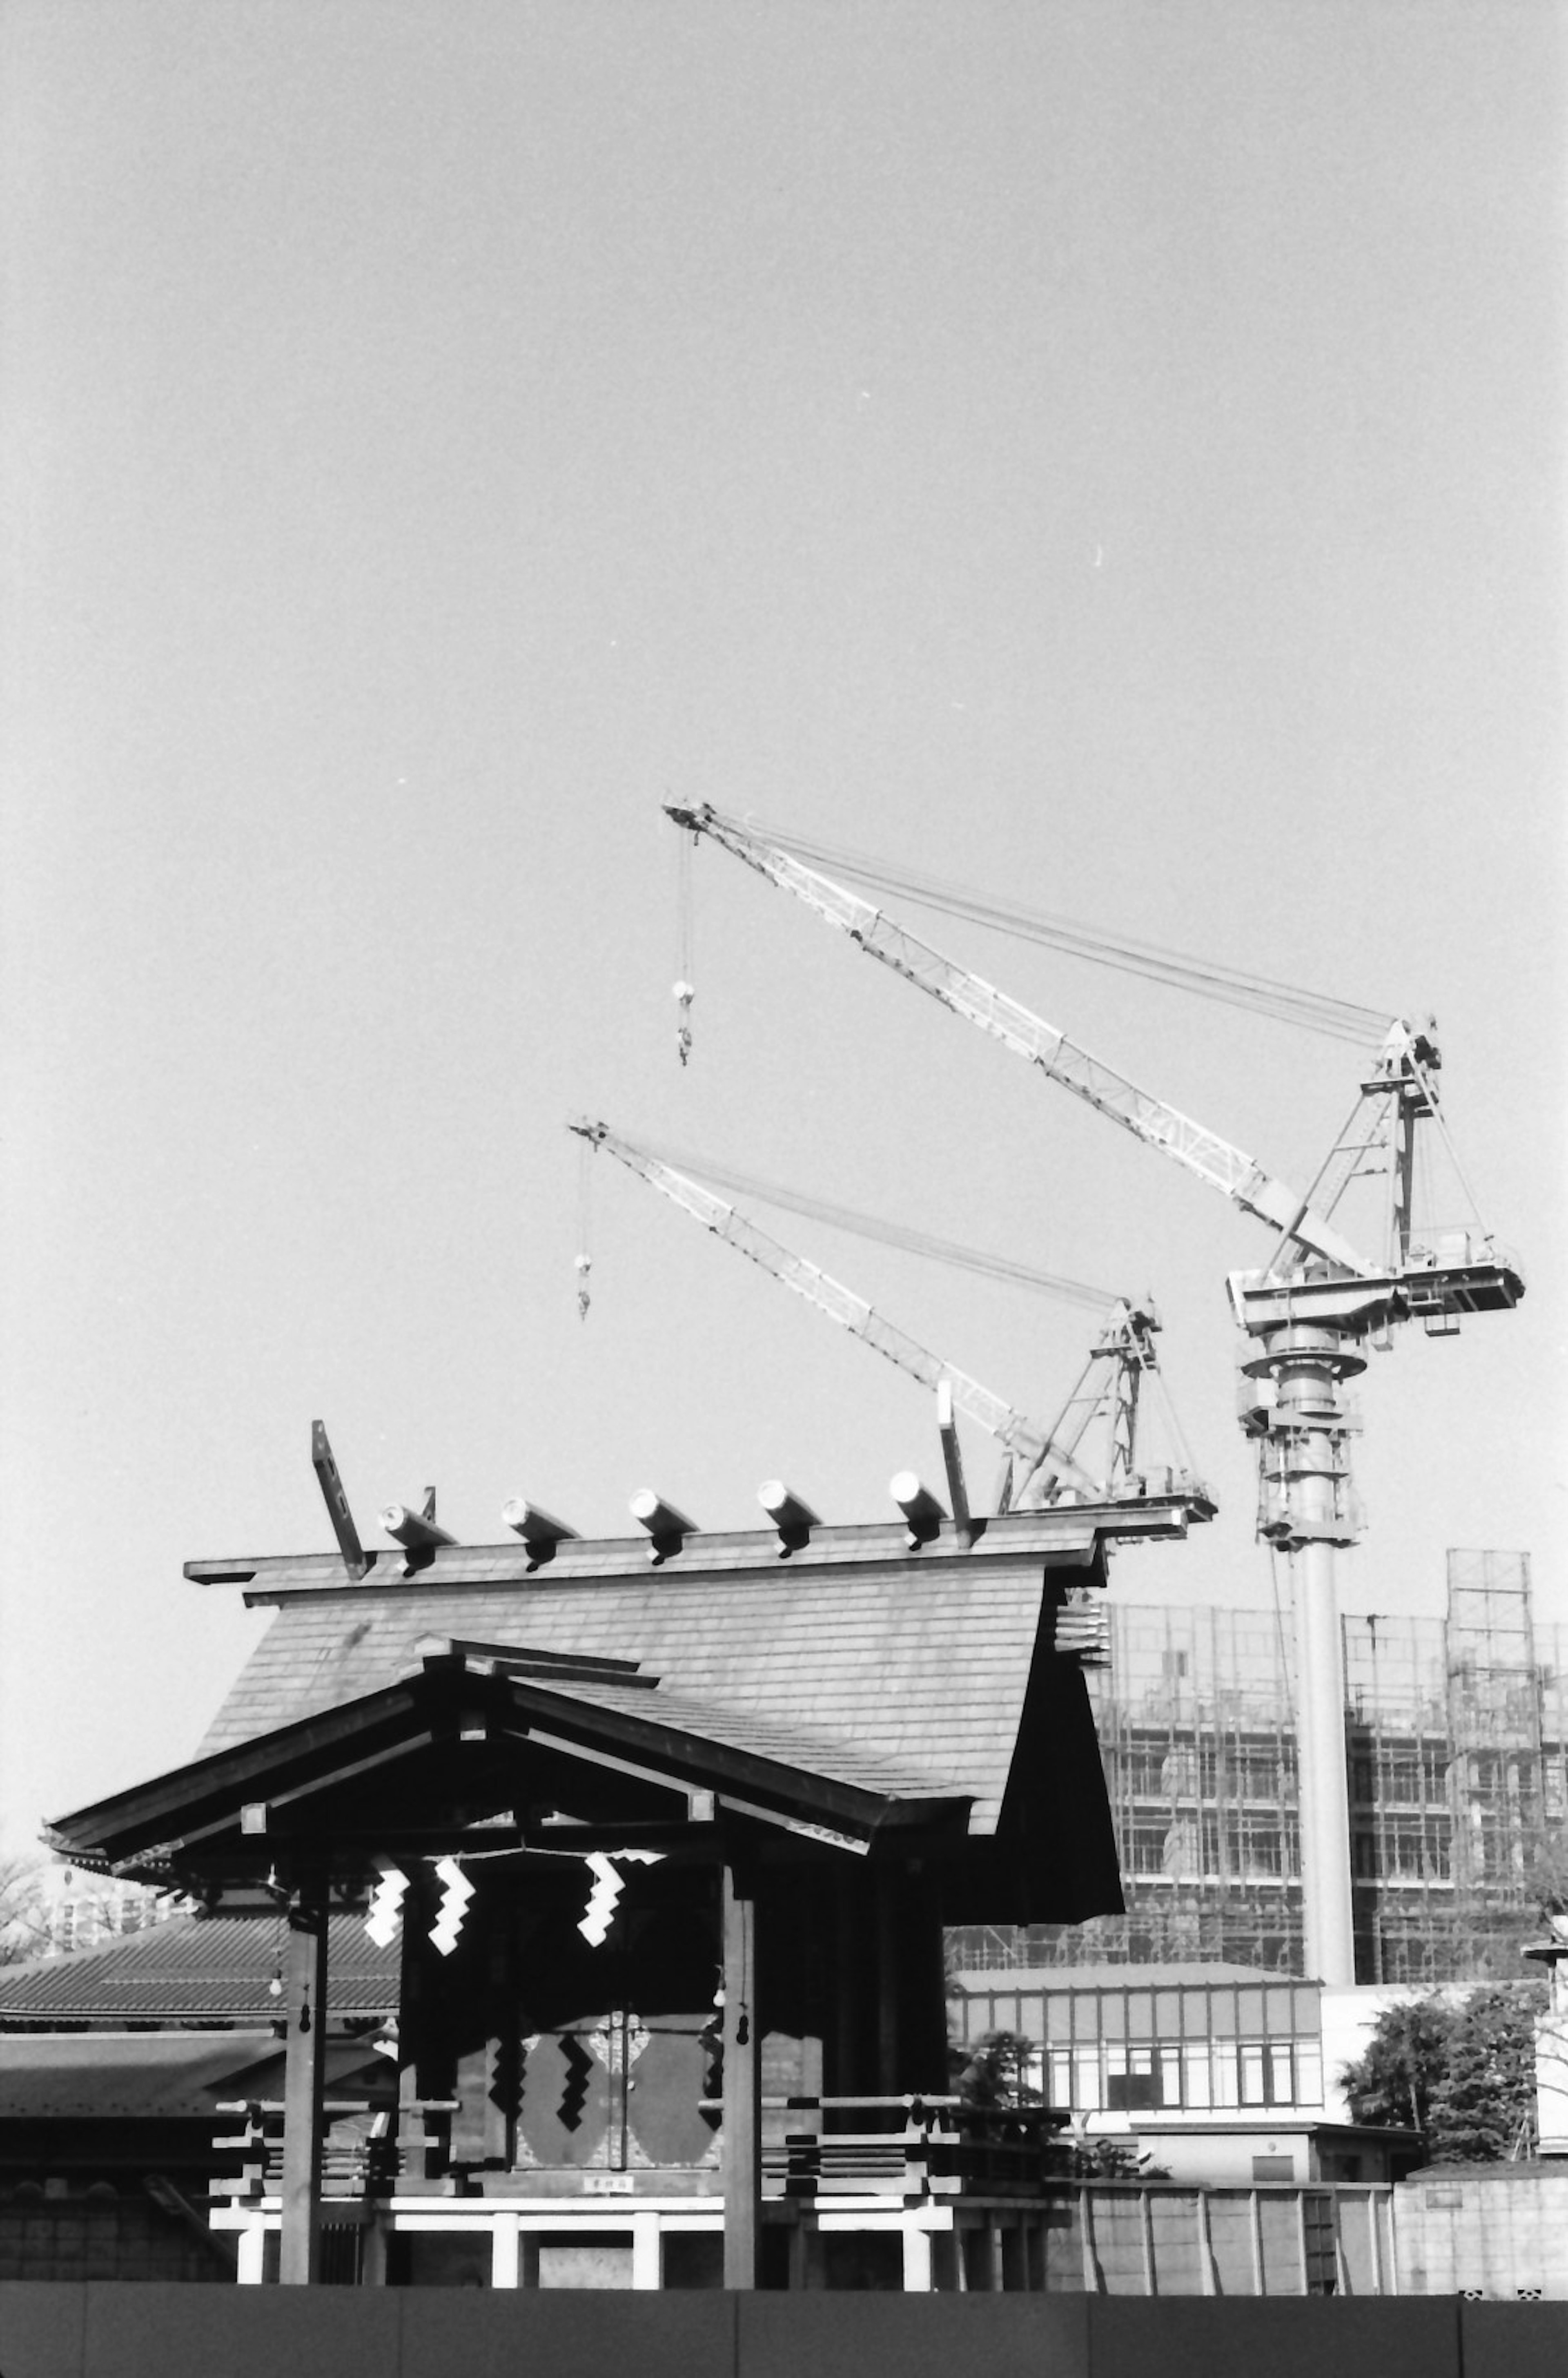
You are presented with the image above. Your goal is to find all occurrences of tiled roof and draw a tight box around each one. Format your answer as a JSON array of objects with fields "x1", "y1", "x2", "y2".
[
  {"x1": 0, "y1": 2031, "x2": 282, "y2": 2117},
  {"x1": 0, "y1": 1914, "x2": 398, "y2": 2026},
  {"x1": 196, "y1": 1548, "x2": 1062, "y2": 1831},
  {"x1": 0, "y1": 2030, "x2": 386, "y2": 2117}
]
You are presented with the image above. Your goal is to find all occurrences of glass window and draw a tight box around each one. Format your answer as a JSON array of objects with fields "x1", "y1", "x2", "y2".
[
  {"x1": 1292, "y1": 1987, "x2": 1321, "y2": 2037},
  {"x1": 1239, "y1": 2043, "x2": 1267, "y2": 2105},
  {"x1": 1100, "y1": 1993, "x2": 1126, "y2": 2042},
  {"x1": 1128, "y1": 1825, "x2": 1170, "y2": 1874},
  {"x1": 1183, "y1": 2044, "x2": 1211, "y2": 2109},
  {"x1": 1212, "y1": 2043, "x2": 1239, "y2": 2107},
  {"x1": 1208, "y1": 1989, "x2": 1236, "y2": 2037},
  {"x1": 1048, "y1": 2049, "x2": 1073, "y2": 2108},
  {"x1": 1267, "y1": 2045, "x2": 1294, "y2": 2104},
  {"x1": 1160, "y1": 2048, "x2": 1183, "y2": 2108},
  {"x1": 1296, "y1": 2047, "x2": 1323, "y2": 2106},
  {"x1": 1074, "y1": 2046, "x2": 1102, "y2": 2111},
  {"x1": 1238, "y1": 1987, "x2": 1265, "y2": 2036},
  {"x1": 1265, "y1": 1988, "x2": 1295, "y2": 2036},
  {"x1": 1045, "y1": 1994, "x2": 1071, "y2": 2042},
  {"x1": 1127, "y1": 1992, "x2": 1154, "y2": 2041},
  {"x1": 1154, "y1": 1991, "x2": 1180, "y2": 2039},
  {"x1": 991, "y1": 1994, "x2": 1019, "y2": 2035},
  {"x1": 1071, "y1": 1994, "x2": 1099, "y2": 2043}
]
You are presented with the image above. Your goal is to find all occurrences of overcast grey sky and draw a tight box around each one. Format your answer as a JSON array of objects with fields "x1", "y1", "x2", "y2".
[{"x1": 2, "y1": 1, "x2": 1563, "y2": 1846}]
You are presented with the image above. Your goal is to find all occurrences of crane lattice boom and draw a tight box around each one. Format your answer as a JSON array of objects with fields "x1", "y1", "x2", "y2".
[
  {"x1": 666, "y1": 803, "x2": 1372, "y2": 1276},
  {"x1": 571, "y1": 1117, "x2": 1116, "y2": 1501}
]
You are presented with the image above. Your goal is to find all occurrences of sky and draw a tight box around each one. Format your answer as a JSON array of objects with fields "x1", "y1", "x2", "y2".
[{"x1": 2, "y1": 1, "x2": 1563, "y2": 1851}]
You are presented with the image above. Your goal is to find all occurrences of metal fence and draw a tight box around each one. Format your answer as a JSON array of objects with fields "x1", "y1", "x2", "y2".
[{"x1": 1048, "y1": 2182, "x2": 1395, "y2": 2295}]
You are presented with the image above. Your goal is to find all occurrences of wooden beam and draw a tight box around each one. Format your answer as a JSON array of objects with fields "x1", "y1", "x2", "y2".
[
  {"x1": 183, "y1": 1500, "x2": 1162, "y2": 1597},
  {"x1": 936, "y1": 1379, "x2": 974, "y2": 1548},
  {"x1": 721, "y1": 1858, "x2": 760, "y2": 2290},
  {"x1": 311, "y1": 1419, "x2": 368, "y2": 1580},
  {"x1": 52, "y1": 1688, "x2": 424, "y2": 1851},
  {"x1": 278, "y1": 1881, "x2": 328, "y2": 2284}
]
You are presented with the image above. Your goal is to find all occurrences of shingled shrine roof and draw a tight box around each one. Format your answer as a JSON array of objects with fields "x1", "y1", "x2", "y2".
[
  {"x1": 48, "y1": 1503, "x2": 1182, "y2": 1923},
  {"x1": 189, "y1": 1508, "x2": 1134, "y2": 1836}
]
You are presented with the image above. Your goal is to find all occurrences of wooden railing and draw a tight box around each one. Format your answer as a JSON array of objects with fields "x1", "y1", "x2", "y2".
[
  {"x1": 211, "y1": 2097, "x2": 456, "y2": 2206},
  {"x1": 702, "y1": 2093, "x2": 1067, "y2": 2199}
]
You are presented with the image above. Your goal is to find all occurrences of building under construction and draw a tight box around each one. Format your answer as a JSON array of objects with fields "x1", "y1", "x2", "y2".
[{"x1": 953, "y1": 1551, "x2": 1559, "y2": 1985}]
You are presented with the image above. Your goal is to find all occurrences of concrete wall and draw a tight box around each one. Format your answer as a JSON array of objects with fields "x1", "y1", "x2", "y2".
[
  {"x1": 1395, "y1": 2166, "x2": 1568, "y2": 2300},
  {"x1": 4, "y1": 2284, "x2": 1566, "y2": 2378},
  {"x1": 0, "y1": 2198, "x2": 229, "y2": 2287},
  {"x1": 1056, "y1": 2184, "x2": 1393, "y2": 2296}
]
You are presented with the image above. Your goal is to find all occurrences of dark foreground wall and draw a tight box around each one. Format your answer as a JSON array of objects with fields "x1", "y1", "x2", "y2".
[{"x1": 2, "y1": 2287, "x2": 1566, "y2": 2378}]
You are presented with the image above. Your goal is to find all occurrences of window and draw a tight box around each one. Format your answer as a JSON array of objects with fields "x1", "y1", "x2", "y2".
[{"x1": 1106, "y1": 2069, "x2": 1161, "y2": 2111}]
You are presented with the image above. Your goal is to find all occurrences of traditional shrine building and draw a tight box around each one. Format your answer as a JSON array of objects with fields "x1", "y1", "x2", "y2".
[{"x1": 45, "y1": 1478, "x2": 1211, "y2": 2291}]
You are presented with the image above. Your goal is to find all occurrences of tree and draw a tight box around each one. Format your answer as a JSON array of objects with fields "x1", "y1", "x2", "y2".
[
  {"x1": 0, "y1": 1854, "x2": 49, "y2": 1965},
  {"x1": 1341, "y1": 1984, "x2": 1545, "y2": 2163},
  {"x1": 1427, "y1": 1986, "x2": 1542, "y2": 2164},
  {"x1": 954, "y1": 2032, "x2": 1168, "y2": 2179},
  {"x1": 1340, "y1": 1993, "x2": 1457, "y2": 2136},
  {"x1": 954, "y1": 2028, "x2": 1041, "y2": 2109}
]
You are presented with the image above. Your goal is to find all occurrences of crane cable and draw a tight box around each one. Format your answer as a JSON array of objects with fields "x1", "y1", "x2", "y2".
[
  {"x1": 673, "y1": 814, "x2": 696, "y2": 1066},
  {"x1": 601, "y1": 1128, "x2": 1120, "y2": 1315},
  {"x1": 575, "y1": 1138, "x2": 593, "y2": 1321},
  {"x1": 739, "y1": 814, "x2": 1392, "y2": 1048}
]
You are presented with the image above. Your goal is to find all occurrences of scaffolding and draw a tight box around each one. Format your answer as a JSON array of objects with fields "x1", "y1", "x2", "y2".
[{"x1": 950, "y1": 1552, "x2": 1558, "y2": 1984}]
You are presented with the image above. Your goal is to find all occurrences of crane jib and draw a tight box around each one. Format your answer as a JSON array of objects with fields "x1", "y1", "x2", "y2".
[{"x1": 672, "y1": 802, "x2": 1378, "y2": 1276}]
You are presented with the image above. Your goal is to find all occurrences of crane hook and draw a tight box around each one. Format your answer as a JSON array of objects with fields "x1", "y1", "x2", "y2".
[{"x1": 673, "y1": 979, "x2": 695, "y2": 1068}]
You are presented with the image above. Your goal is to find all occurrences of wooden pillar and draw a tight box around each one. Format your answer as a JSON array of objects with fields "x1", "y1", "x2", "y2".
[
  {"x1": 631, "y1": 2213, "x2": 662, "y2": 2290},
  {"x1": 491, "y1": 2211, "x2": 521, "y2": 2289},
  {"x1": 902, "y1": 2219, "x2": 934, "y2": 2291},
  {"x1": 875, "y1": 1861, "x2": 899, "y2": 2093},
  {"x1": 721, "y1": 1858, "x2": 760, "y2": 2289},
  {"x1": 831, "y1": 1867, "x2": 861, "y2": 2095},
  {"x1": 278, "y1": 1882, "x2": 328, "y2": 2285}
]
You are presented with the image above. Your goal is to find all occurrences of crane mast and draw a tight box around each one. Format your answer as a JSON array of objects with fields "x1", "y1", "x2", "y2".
[
  {"x1": 668, "y1": 801, "x2": 1523, "y2": 1987},
  {"x1": 570, "y1": 1118, "x2": 1201, "y2": 1514}
]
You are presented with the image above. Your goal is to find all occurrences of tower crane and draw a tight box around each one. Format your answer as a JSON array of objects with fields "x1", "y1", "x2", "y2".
[
  {"x1": 665, "y1": 801, "x2": 1524, "y2": 1986},
  {"x1": 568, "y1": 1118, "x2": 1212, "y2": 1524}
]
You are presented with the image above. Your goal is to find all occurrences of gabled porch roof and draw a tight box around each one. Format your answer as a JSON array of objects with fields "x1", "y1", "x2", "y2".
[{"x1": 46, "y1": 1650, "x2": 975, "y2": 1886}]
